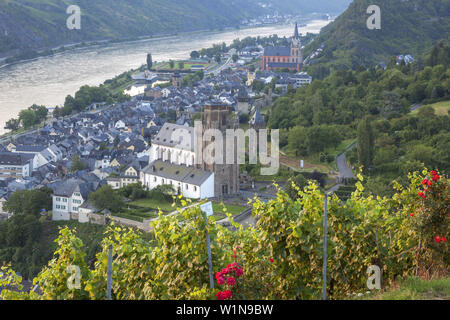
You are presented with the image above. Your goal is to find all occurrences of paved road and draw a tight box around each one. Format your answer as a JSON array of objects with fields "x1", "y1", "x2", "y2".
[
  {"x1": 206, "y1": 49, "x2": 236, "y2": 76},
  {"x1": 326, "y1": 144, "x2": 356, "y2": 194},
  {"x1": 410, "y1": 103, "x2": 423, "y2": 112}
]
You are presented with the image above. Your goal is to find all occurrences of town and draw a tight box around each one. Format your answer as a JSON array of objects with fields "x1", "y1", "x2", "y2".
[{"x1": 0, "y1": 24, "x2": 312, "y2": 230}]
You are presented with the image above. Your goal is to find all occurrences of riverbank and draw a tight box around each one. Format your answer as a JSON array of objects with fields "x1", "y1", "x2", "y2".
[
  {"x1": 0, "y1": 20, "x2": 330, "y2": 134},
  {"x1": 0, "y1": 21, "x2": 294, "y2": 69}
]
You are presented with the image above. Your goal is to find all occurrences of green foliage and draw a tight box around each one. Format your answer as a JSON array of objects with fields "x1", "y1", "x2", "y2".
[
  {"x1": 18, "y1": 109, "x2": 36, "y2": 129},
  {"x1": 147, "y1": 53, "x2": 153, "y2": 70},
  {"x1": 89, "y1": 185, "x2": 124, "y2": 213},
  {"x1": 304, "y1": 0, "x2": 450, "y2": 70},
  {"x1": 0, "y1": 170, "x2": 448, "y2": 300},
  {"x1": 70, "y1": 155, "x2": 84, "y2": 173},
  {"x1": 4, "y1": 188, "x2": 52, "y2": 216},
  {"x1": 357, "y1": 117, "x2": 375, "y2": 172},
  {"x1": 119, "y1": 183, "x2": 148, "y2": 201}
]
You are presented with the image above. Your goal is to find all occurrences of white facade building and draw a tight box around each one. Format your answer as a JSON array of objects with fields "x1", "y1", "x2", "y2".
[
  {"x1": 52, "y1": 179, "x2": 92, "y2": 221},
  {"x1": 140, "y1": 160, "x2": 214, "y2": 199},
  {"x1": 149, "y1": 123, "x2": 196, "y2": 167}
]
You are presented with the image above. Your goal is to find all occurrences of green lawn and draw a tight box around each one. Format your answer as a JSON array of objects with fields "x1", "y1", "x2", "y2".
[
  {"x1": 412, "y1": 100, "x2": 450, "y2": 116},
  {"x1": 356, "y1": 277, "x2": 450, "y2": 300},
  {"x1": 128, "y1": 198, "x2": 176, "y2": 212},
  {"x1": 156, "y1": 61, "x2": 210, "y2": 71},
  {"x1": 116, "y1": 198, "x2": 247, "y2": 223},
  {"x1": 212, "y1": 202, "x2": 246, "y2": 215}
]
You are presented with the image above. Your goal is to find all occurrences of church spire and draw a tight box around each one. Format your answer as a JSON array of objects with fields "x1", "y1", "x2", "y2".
[{"x1": 294, "y1": 22, "x2": 299, "y2": 39}]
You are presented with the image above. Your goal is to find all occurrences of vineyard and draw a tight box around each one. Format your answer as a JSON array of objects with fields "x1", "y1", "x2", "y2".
[{"x1": 0, "y1": 169, "x2": 448, "y2": 300}]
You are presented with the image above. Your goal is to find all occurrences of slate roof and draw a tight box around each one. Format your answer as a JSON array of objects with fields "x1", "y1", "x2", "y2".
[
  {"x1": 267, "y1": 62, "x2": 299, "y2": 69},
  {"x1": 52, "y1": 178, "x2": 94, "y2": 199},
  {"x1": 142, "y1": 160, "x2": 213, "y2": 186},
  {"x1": 153, "y1": 123, "x2": 194, "y2": 152},
  {"x1": 14, "y1": 145, "x2": 47, "y2": 153},
  {"x1": 250, "y1": 110, "x2": 266, "y2": 126},
  {"x1": 263, "y1": 46, "x2": 291, "y2": 57},
  {"x1": 0, "y1": 152, "x2": 33, "y2": 166}
]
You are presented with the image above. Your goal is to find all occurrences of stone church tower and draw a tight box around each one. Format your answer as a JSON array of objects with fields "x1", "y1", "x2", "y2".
[
  {"x1": 290, "y1": 23, "x2": 303, "y2": 65},
  {"x1": 201, "y1": 100, "x2": 239, "y2": 197}
]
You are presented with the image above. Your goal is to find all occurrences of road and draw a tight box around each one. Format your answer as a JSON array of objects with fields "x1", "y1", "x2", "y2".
[
  {"x1": 326, "y1": 144, "x2": 356, "y2": 194},
  {"x1": 206, "y1": 49, "x2": 236, "y2": 76},
  {"x1": 410, "y1": 103, "x2": 423, "y2": 112}
]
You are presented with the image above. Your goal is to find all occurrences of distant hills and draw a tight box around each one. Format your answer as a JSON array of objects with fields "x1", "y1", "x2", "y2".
[
  {"x1": 304, "y1": 0, "x2": 450, "y2": 71},
  {"x1": 0, "y1": 0, "x2": 351, "y2": 60}
]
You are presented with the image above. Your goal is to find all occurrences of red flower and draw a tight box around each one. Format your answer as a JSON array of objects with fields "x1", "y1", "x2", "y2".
[
  {"x1": 216, "y1": 291, "x2": 225, "y2": 300},
  {"x1": 422, "y1": 179, "x2": 428, "y2": 185},
  {"x1": 217, "y1": 276, "x2": 225, "y2": 285},
  {"x1": 435, "y1": 236, "x2": 441, "y2": 243},
  {"x1": 221, "y1": 268, "x2": 229, "y2": 275},
  {"x1": 235, "y1": 267, "x2": 243, "y2": 278},
  {"x1": 227, "y1": 277, "x2": 236, "y2": 286},
  {"x1": 432, "y1": 175, "x2": 440, "y2": 182},
  {"x1": 223, "y1": 290, "x2": 232, "y2": 299},
  {"x1": 441, "y1": 237, "x2": 447, "y2": 242},
  {"x1": 410, "y1": 213, "x2": 414, "y2": 217},
  {"x1": 427, "y1": 181, "x2": 433, "y2": 186},
  {"x1": 430, "y1": 171, "x2": 437, "y2": 176},
  {"x1": 270, "y1": 258, "x2": 274, "y2": 263}
]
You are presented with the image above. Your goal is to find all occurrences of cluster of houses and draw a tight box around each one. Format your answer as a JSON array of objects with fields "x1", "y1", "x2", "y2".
[{"x1": 0, "y1": 26, "x2": 313, "y2": 224}]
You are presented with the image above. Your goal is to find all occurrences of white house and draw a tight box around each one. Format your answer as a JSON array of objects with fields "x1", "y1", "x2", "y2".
[
  {"x1": 106, "y1": 163, "x2": 140, "y2": 190},
  {"x1": 141, "y1": 160, "x2": 214, "y2": 199},
  {"x1": 289, "y1": 72, "x2": 312, "y2": 88},
  {"x1": 149, "y1": 123, "x2": 196, "y2": 167},
  {"x1": 0, "y1": 152, "x2": 32, "y2": 180},
  {"x1": 52, "y1": 179, "x2": 93, "y2": 221},
  {"x1": 115, "y1": 120, "x2": 127, "y2": 130}
]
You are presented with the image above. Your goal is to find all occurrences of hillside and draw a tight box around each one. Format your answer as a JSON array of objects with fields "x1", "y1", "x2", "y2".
[
  {"x1": 0, "y1": 0, "x2": 351, "y2": 60},
  {"x1": 304, "y1": 0, "x2": 450, "y2": 72}
]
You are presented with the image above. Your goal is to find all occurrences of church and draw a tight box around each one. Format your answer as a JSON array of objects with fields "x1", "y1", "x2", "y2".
[
  {"x1": 261, "y1": 23, "x2": 303, "y2": 72},
  {"x1": 141, "y1": 100, "x2": 239, "y2": 199}
]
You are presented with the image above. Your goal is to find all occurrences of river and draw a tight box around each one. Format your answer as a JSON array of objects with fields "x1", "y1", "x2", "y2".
[{"x1": 0, "y1": 20, "x2": 329, "y2": 134}]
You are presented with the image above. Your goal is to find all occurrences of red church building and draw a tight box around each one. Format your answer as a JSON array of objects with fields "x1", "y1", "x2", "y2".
[{"x1": 261, "y1": 23, "x2": 303, "y2": 72}]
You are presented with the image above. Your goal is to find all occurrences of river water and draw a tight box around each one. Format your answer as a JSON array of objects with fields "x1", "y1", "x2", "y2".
[{"x1": 0, "y1": 20, "x2": 329, "y2": 134}]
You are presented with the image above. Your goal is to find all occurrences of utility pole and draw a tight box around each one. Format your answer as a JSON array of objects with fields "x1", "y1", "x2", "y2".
[
  {"x1": 322, "y1": 193, "x2": 328, "y2": 300},
  {"x1": 107, "y1": 244, "x2": 113, "y2": 300}
]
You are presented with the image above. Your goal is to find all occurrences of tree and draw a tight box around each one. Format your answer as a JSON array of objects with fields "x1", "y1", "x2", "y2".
[
  {"x1": 178, "y1": 61, "x2": 185, "y2": 70},
  {"x1": 147, "y1": 53, "x2": 153, "y2": 70},
  {"x1": 4, "y1": 188, "x2": 52, "y2": 216},
  {"x1": 169, "y1": 60, "x2": 175, "y2": 69},
  {"x1": 215, "y1": 54, "x2": 221, "y2": 63},
  {"x1": 232, "y1": 54, "x2": 239, "y2": 63},
  {"x1": 113, "y1": 135, "x2": 120, "y2": 147},
  {"x1": 19, "y1": 109, "x2": 36, "y2": 129},
  {"x1": 285, "y1": 174, "x2": 307, "y2": 200},
  {"x1": 5, "y1": 118, "x2": 19, "y2": 131},
  {"x1": 89, "y1": 185, "x2": 124, "y2": 213},
  {"x1": 30, "y1": 104, "x2": 48, "y2": 122},
  {"x1": 357, "y1": 117, "x2": 375, "y2": 172},
  {"x1": 70, "y1": 155, "x2": 84, "y2": 173},
  {"x1": 52, "y1": 106, "x2": 62, "y2": 118},
  {"x1": 190, "y1": 51, "x2": 200, "y2": 59}
]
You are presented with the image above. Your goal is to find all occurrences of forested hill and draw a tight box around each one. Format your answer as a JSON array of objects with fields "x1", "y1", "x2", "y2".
[
  {"x1": 304, "y1": 0, "x2": 450, "y2": 73},
  {"x1": 0, "y1": 0, "x2": 351, "y2": 59}
]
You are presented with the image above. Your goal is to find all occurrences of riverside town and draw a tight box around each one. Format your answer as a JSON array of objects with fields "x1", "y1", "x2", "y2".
[{"x1": 0, "y1": 0, "x2": 448, "y2": 310}]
